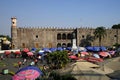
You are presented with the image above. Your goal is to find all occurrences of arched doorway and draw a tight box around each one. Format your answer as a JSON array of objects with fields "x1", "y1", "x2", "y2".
[
  {"x1": 62, "y1": 43, "x2": 66, "y2": 48},
  {"x1": 57, "y1": 43, "x2": 61, "y2": 47},
  {"x1": 67, "y1": 43, "x2": 72, "y2": 47}
]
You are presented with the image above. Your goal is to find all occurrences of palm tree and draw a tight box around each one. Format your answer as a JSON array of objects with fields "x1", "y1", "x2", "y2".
[{"x1": 94, "y1": 27, "x2": 106, "y2": 46}]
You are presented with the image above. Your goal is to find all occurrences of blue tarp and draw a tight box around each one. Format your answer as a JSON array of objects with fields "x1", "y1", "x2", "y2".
[
  {"x1": 86, "y1": 46, "x2": 107, "y2": 52},
  {"x1": 49, "y1": 48, "x2": 57, "y2": 52},
  {"x1": 66, "y1": 47, "x2": 72, "y2": 51},
  {"x1": 93, "y1": 46, "x2": 100, "y2": 52},
  {"x1": 42, "y1": 48, "x2": 51, "y2": 53},
  {"x1": 86, "y1": 46, "x2": 94, "y2": 51},
  {"x1": 100, "y1": 46, "x2": 107, "y2": 51},
  {"x1": 31, "y1": 48, "x2": 37, "y2": 51},
  {"x1": 57, "y1": 47, "x2": 63, "y2": 51}
]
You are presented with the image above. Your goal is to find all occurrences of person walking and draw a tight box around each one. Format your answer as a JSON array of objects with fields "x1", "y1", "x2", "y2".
[
  {"x1": 22, "y1": 58, "x2": 27, "y2": 65},
  {"x1": 34, "y1": 59, "x2": 38, "y2": 66},
  {"x1": 18, "y1": 61, "x2": 22, "y2": 69}
]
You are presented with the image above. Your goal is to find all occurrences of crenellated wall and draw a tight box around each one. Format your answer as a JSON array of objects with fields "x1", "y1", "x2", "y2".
[{"x1": 11, "y1": 18, "x2": 120, "y2": 49}]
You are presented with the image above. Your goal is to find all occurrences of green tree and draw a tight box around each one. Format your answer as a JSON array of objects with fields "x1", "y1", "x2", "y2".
[
  {"x1": 112, "y1": 24, "x2": 120, "y2": 29},
  {"x1": 94, "y1": 27, "x2": 106, "y2": 46},
  {"x1": 111, "y1": 24, "x2": 120, "y2": 44},
  {"x1": 0, "y1": 35, "x2": 11, "y2": 41},
  {"x1": 46, "y1": 51, "x2": 69, "y2": 69}
]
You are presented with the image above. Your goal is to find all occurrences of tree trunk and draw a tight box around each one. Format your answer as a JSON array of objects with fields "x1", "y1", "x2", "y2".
[{"x1": 99, "y1": 37, "x2": 101, "y2": 47}]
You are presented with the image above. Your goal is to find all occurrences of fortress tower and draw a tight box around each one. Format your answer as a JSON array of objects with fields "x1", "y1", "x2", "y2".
[{"x1": 11, "y1": 17, "x2": 18, "y2": 49}]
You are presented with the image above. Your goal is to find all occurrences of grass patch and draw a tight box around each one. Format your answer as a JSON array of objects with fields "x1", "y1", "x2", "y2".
[
  {"x1": 0, "y1": 61, "x2": 6, "y2": 67},
  {"x1": 13, "y1": 63, "x2": 18, "y2": 68},
  {"x1": 8, "y1": 71, "x2": 15, "y2": 76}
]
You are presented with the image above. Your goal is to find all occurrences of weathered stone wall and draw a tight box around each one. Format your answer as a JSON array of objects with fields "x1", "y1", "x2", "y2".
[
  {"x1": 14, "y1": 27, "x2": 120, "y2": 49},
  {"x1": 11, "y1": 18, "x2": 120, "y2": 49}
]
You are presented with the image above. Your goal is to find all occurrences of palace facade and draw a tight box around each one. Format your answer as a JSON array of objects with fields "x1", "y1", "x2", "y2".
[{"x1": 11, "y1": 17, "x2": 120, "y2": 49}]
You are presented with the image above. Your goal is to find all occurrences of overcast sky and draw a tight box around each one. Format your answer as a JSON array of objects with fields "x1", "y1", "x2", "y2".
[{"x1": 0, "y1": 0, "x2": 120, "y2": 36}]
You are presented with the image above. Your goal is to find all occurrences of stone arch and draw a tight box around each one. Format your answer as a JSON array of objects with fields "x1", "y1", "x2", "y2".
[
  {"x1": 57, "y1": 33, "x2": 61, "y2": 40},
  {"x1": 67, "y1": 43, "x2": 72, "y2": 47},
  {"x1": 67, "y1": 33, "x2": 72, "y2": 40},
  {"x1": 57, "y1": 43, "x2": 61, "y2": 47},
  {"x1": 62, "y1": 43, "x2": 66, "y2": 47},
  {"x1": 62, "y1": 33, "x2": 66, "y2": 40}
]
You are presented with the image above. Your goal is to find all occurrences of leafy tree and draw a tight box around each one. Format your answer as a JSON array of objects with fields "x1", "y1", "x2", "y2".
[
  {"x1": 111, "y1": 24, "x2": 120, "y2": 44},
  {"x1": 46, "y1": 51, "x2": 69, "y2": 69},
  {"x1": 94, "y1": 27, "x2": 106, "y2": 46},
  {"x1": 0, "y1": 35, "x2": 11, "y2": 41},
  {"x1": 112, "y1": 24, "x2": 120, "y2": 29},
  {"x1": 79, "y1": 34, "x2": 94, "y2": 47}
]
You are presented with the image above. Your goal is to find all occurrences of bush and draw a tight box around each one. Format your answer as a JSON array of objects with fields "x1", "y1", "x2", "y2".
[{"x1": 46, "y1": 51, "x2": 69, "y2": 69}]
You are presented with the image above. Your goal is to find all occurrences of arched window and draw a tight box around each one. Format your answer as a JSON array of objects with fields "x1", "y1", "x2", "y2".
[
  {"x1": 57, "y1": 33, "x2": 61, "y2": 40},
  {"x1": 57, "y1": 43, "x2": 61, "y2": 47},
  {"x1": 67, "y1": 43, "x2": 72, "y2": 47},
  {"x1": 67, "y1": 33, "x2": 72, "y2": 39},
  {"x1": 62, "y1": 33, "x2": 66, "y2": 40},
  {"x1": 62, "y1": 43, "x2": 66, "y2": 47}
]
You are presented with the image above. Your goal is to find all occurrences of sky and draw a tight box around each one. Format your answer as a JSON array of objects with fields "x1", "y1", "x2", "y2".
[{"x1": 0, "y1": 0, "x2": 120, "y2": 36}]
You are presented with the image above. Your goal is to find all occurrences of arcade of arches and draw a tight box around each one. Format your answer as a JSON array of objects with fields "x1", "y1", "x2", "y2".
[{"x1": 57, "y1": 33, "x2": 72, "y2": 47}]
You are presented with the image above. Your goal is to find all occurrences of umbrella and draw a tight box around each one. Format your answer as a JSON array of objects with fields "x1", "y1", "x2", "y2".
[
  {"x1": 81, "y1": 52, "x2": 89, "y2": 55},
  {"x1": 38, "y1": 50, "x2": 44, "y2": 55},
  {"x1": 100, "y1": 46, "x2": 107, "y2": 51},
  {"x1": 23, "y1": 48, "x2": 29, "y2": 53},
  {"x1": 108, "y1": 51, "x2": 115, "y2": 55},
  {"x1": 66, "y1": 47, "x2": 72, "y2": 51},
  {"x1": 4, "y1": 51, "x2": 11, "y2": 55},
  {"x1": 49, "y1": 48, "x2": 57, "y2": 52},
  {"x1": 12, "y1": 66, "x2": 43, "y2": 80},
  {"x1": 86, "y1": 57, "x2": 103, "y2": 63},
  {"x1": 15, "y1": 51, "x2": 21, "y2": 55},
  {"x1": 99, "y1": 52, "x2": 109, "y2": 57},
  {"x1": 86, "y1": 46, "x2": 93, "y2": 51},
  {"x1": 42, "y1": 48, "x2": 51, "y2": 53},
  {"x1": 93, "y1": 54, "x2": 100, "y2": 58},
  {"x1": 93, "y1": 46, "x2": 100, "y2": 52},
  {"x1": 57, "y1": 47, "x2": 63, "y2": 51},
  {"x1": 78, "y1": 47, "x2": 87, "y2": 52},
  {"x1": 31, "y1": 48, "x2": 36, "y2": 51},
  {"x1": 27, "y1": 52, "x2": 34, "y2": 56},
  {"x1": 69, "y1": 55, "x2": 78, "y2": 60},
  {"x1": 70, "y1": 62, "x2": 110, "y2": 80}
]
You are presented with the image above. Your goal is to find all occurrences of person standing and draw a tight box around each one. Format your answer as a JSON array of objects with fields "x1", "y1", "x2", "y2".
[{"x1": 18, "y1": 61, "x2": 22, "y2": 69}]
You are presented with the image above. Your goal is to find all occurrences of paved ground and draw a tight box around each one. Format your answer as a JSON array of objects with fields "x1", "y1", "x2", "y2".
[
  {"x1": 0, "y1": 56, "x2": 44, "y2": 80},
  {"x1": 0, "y1": 54, "x2": 120, "y2": 80}
]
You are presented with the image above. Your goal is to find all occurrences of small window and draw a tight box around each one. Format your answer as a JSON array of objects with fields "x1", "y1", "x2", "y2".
[
  {"x1": 36, "y1": 35, "x2": 38, "y2": 38},
  {"x1": 114, "y1": 35, "x2": 117, "y2": 37},
  {"x1": 82, "y1": 35, "x2": 84, "y2": 38},
  {"x1": 12, "y1": 22, "x2": 15, "y2": 24},
  {"x1": 22, "y1": 43, "x2": 25, "y2": 48}
]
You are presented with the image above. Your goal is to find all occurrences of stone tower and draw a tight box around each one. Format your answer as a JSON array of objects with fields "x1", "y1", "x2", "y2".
[{"x1": 11, "y1": 17, "x2": 18, "y2": 49}]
